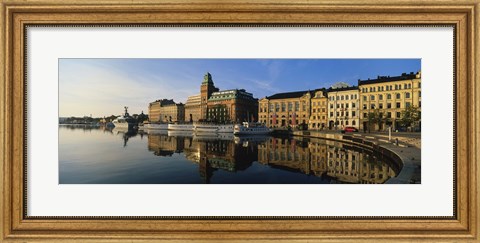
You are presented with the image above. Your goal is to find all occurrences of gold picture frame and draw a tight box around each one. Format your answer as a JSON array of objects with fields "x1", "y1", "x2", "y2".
[{"x1": 1, "y1": 0, "x2": 478, "y2": 241}]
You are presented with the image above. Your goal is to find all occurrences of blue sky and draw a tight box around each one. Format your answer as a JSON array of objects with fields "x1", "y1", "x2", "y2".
[{"x1": 59, "y1": 59, "x2": 420, "y2": 117}]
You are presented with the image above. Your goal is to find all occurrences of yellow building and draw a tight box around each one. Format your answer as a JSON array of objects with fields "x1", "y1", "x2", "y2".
[
  {"x1": 148, "y1": 99, "x2": 185, "y2": 123},
  {"x1": 358, "y1": 71, "x2": 421, "y2": 131},
  {"x1": 184, "y1": 94, "x2": 201, "y2": 122},
  {"x1": 258, "y1": 90, "x2": 313, "y2": 128},
  {"x1": 309, "y1": 89, "x2": 328, "y2": 130},
  {"x1": 327, "y1": 86, "x2": 360, "y2": 130}
]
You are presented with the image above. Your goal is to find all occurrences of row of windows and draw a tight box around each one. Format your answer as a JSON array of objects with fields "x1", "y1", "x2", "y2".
[
  {"x1": 361, "y1": 82, "x2": 420, "y2": 93},
  {"x1": 329, "y1": 94, "x2": 358, "y2": 101},
  {"x1": 362, "y1": 101, "x2": 421, "y2": 110},
  {"x1": 362, "y1": 91, "x2": 421, "y2": 101},
  {"x1": 330, "y1": 102, "x2": 357, "y2": 109},
  {"x1": 329, "y1": 111, "x2": 357, "y2": 118},
  {"x1": 362, "y1": 111, "x2": 402, "y2": 119}
]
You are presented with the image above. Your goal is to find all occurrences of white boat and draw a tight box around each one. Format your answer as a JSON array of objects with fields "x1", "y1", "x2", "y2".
[
  {"x1": 193, "y1": 123, "x2": 234, "y2": 133},
  {"x1": 168, "y1": 123, "x2": 194, "y2": 131},
  {"x1": 144, "y1": 122, "x2": 168, "y2": 130},
  {"x1": 167, "y1": 130, "x2": 194, "y2": 137},
  {"x1": 112, "y1": 106, "x2": 137, "y2": 130},
  {"x1": 233, "y1": 122, "x2": 271, "y2": 135}
]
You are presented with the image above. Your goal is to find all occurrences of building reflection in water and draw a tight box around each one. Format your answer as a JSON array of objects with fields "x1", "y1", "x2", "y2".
[
  {"x1": 146, "y1": 132, "x2": 398, "y2": 184},
  {"x1": 259, "y1": 137, "x2": 397, "y2": 184}
]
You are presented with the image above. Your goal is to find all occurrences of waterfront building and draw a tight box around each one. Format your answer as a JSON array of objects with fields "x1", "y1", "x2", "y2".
[
  {"x1": 358, "y1": 71, "x2": 421, "y2": 131},
  {"x1": 207, "y1": 89, "x2": 258, "y2": 123},
  {"x1": 148, "y1": 99, "x2": 185, "y2": 123},
  {"x1": 327, "y1": 86, "x2": 360, "y2": 130},
  {"x1": 184, "y1": 94, "x2": 201, "y2": 122},
  {"x1": 184, "y1": 73, "x2": 258, "y2": 123},
  {"x1": 258, "y1": 90, "x2": 313, "y2": 128},
  {"x1": 309, "y1": 89, "x2": 328, "y2": 130}
]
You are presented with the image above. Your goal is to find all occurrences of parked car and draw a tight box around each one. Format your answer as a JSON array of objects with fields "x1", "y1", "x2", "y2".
[{"x1": 341, "y1": 126, "x2": 359, "y2": 133}]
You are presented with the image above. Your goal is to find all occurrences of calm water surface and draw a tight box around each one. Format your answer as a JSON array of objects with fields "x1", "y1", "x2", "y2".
[{"x1": 59, "y1": 125, "x2": 400, "y2": 184}]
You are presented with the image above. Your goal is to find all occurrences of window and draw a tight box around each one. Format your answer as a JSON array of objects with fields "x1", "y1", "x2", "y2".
[
  {"x1": 330, "y1": 104, "x2": 333, "y2": 109},
  {"x1": 371, "y1": 104, "x2": 376, "y2": 109},
  {"x1": 371, "y1": 95, "x2": 375, "y2": 100},
  {"x1": 352, "y1": 120, "x2": 356, "y2": 125},
  {"x1": 419, "y1": 82, "x2": 421, "y2": 88},
  {"x1": 363, "y1": 96, "x2": 367, "y2": 101},
  {"x1": 419, "y1": 91, "x2": 421, "y2": 97},
  {"x1": 336, "y1": 112, "x2": 339, "y2": 116},
  {"x1": 330, "y1": 112, "x2": 333, "y2": 117},
  {"x1": 336, "y1": 104, "x2": 340, "y2": 109},
  {"x1": 275, "y1": 103, "x2": 280, "y2": 112},
  {"x1": 313, "y1": 109, "x2": 316, "y2": 113},
  {"x1": 346, "y1": 95, "x2": 349, "y2": 100},
  {"x1": 345, "y1": 111, "x2": 349, "y2": 117},
  {"x1": 396, "y1": 93, "x2": 401, "y2": 99},
  {"x1": 379, "y1": 94, "x2": 383, "y2": 100},
  {"x1": 295, "y1": 102, "x2": 299, "y2": 111},
  {"x1": 322, "y1": 108, "x2": 326, "y2": 112},
  {"x1": 379, "y1": 103, "x2": 383, "y2": 109},
  {"x1": 346, "y1": 120, "x2": 349, "y2": 125},
  {"x1": 404, "y1": 84, "x2": 407, "y2": 89},
  {"x1": 396, "y1": 102, "x2": 401, "y2": 108},
  {"x1": 352, "y1": 111, "x2": 356, "y2": 117},
  {"x1": 387, "y1": 112, "x2": 391, "y2": 118},
  {"x1": 396, "y1": 112, "x2": 401, "y2": 118},
  {"x1": 288, "y1": 102, "x2": 292, "y2": 111},
  {"x1": 405, "y1": 92, "x2": 411, "y2": 98},
  {"x1": 419, "y1": 101, "x2": 421, "y2": 107},
  {"x1": 281, "y1": 103, "x2": 286, "y2": 112},
  {"x1": 406, "y1": 102, "x2": 411, "y2": 108},
  {"x1": 346, "y1": 103, "x2": 349, "y2": 108},
  {"x1": 408, "y1": 83, "x2": 411, "y2": 89},
  {"x1": 341, "y1": 95, "x2": 344, "y2": 100},
  {"x1": 363, "y1": 104, "x2": 367, "y2": 110},
  {"x1": 352, "y1": 102, "x2": 356, "y2": 108},
  {"x1": 387, "y1": 94, "x2": 392, "y2": 99},
  {"x1": 363, "y1": 113, "x2": 368, "y2": 118}
]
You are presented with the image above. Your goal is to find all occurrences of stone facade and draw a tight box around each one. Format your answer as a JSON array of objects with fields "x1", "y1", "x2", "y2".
[
  {"x1": 358, "y1": 71, "x2": 421, "y2": 131},
  {"x1": 327, "y1": 86, "x2": 360, "y2": 130},
  {"x1": 148, "y1": 99, "x2": 184, "y2": 123}
]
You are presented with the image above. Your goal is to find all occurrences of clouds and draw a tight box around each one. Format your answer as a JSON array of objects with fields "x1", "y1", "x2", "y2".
[{"x1": 59, "y1": 58, "x2": 421, "y2": 117}]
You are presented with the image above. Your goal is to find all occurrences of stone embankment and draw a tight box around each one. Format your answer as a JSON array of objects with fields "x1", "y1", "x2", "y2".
[{"x1": 292, "y1": 130, "x2": 421, "y2": 184}]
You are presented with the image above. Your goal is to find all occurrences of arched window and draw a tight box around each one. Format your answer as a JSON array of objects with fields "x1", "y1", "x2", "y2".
[
  {"x1": 396, "y1": 93, "x2": 401, "y2": 99},
  {"x1": 405, "y1": 92, "x2": 411, "y2": 98}
]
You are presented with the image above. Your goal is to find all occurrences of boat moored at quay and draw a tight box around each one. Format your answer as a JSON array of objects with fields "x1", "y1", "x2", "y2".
[
  {"x1": 144, "y1": 122, "x2": 168, "y2": 130},
  {"x1": 233, "y1": 122, "x2": 272, "y2": 135},
  {"x1": 112, "y1": 106, "x2": 137, "y2": 130},
  {"x1": 168, "y1": 123, "x2": 194, "y2": 131},
  {"x1": 193, "y1": 122, "x2": 234, "y2": 133}
]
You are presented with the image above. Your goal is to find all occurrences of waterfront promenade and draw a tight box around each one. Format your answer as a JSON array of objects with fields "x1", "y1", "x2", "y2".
[{"x1": 292, "y1": 130, "x2": 421, "y2": 184}]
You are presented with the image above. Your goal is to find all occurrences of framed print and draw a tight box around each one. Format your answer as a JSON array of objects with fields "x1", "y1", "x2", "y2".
[{"x1": 1, "y1": 0, "x2": 479, "y2": 241}]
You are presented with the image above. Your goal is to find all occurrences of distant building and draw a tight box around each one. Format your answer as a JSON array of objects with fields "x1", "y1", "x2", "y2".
[
  {"x1": 148, "y1": 99, "x2": 185, "y2": 123},
  {"x1": 258, "y1": 90, "x2": 313, "y2": 128},
  {"x1": 184, "y1": 94, "x2": 201, "y2": 122},
  {"x1": 184, "y1": 73, "x2": 258, "y2": 123}
]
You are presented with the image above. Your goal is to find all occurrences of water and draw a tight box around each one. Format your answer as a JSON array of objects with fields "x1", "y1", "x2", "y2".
[{"x1": 59, "y1": 125, "x2": 400, "y2": 184}]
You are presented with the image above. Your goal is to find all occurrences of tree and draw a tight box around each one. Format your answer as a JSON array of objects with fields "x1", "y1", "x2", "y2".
[
  {"x1": 367, "y1": 109, "x2": 387, "y2": 132},
  {"x1": 399, "y1": 106, "x2": 421, "y2": 130}
]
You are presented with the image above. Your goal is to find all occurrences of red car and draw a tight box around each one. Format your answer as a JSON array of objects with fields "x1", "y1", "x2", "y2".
[{"x1": 342, "y1": 126, "x2": 359, "y2": 133}]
